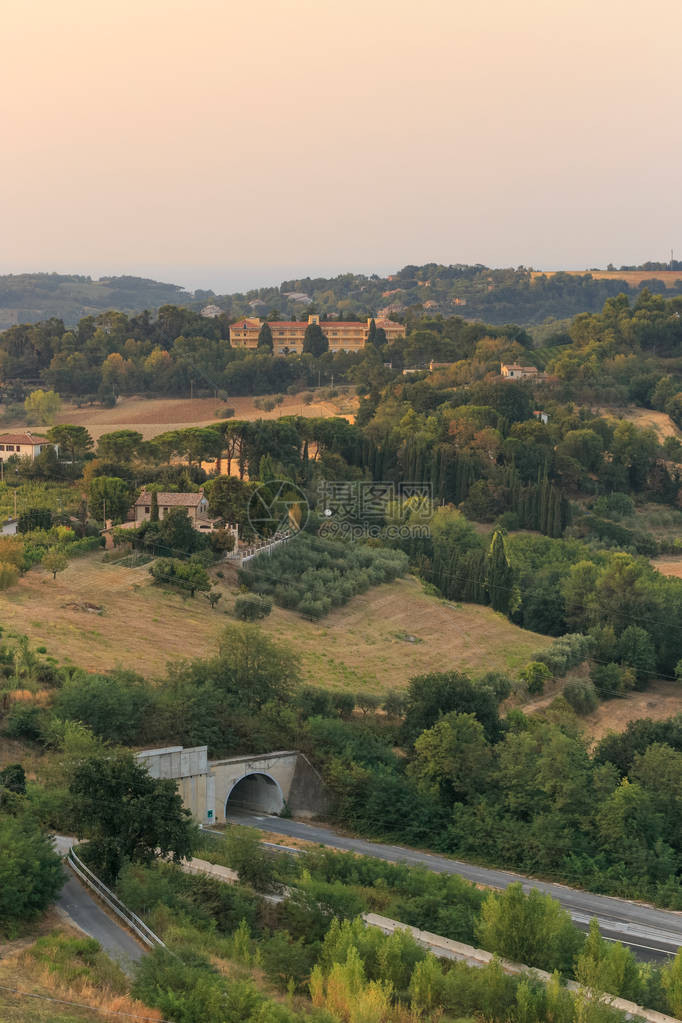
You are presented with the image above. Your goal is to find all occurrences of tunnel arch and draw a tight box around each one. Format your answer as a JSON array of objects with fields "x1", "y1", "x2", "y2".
[{"x1": 224, "y1": 772, "x2": 285, "y2": 815}]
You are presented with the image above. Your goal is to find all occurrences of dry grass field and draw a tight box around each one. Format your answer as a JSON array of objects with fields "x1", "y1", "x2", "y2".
[
  {"x1": 0, "y1": 915, "x2": 161, "y2": 1023},
  {"x1": 531, "y1": 269, "x2": 682, "y2": 289},
  {"x1": 0, "y1": 554, "x2": 548, "y2": 693},
  {"x1": 652, "y1": 556, "x2": 682, "y2": 579},
  {"x1": 579, "y1": 681, "x2": 682, "y2": 741},
  {"x1": 595, "y1": 405, "x2": 681, "y2": 441},
  {"x1": 5, "y1": 391, "x2": 358, "y2": 442}
]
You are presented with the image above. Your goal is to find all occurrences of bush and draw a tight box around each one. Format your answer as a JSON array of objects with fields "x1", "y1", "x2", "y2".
[
  {"x1": 150, "y1": 557, "x2": 211, "y2": 596},
  {"x1": 593, "y1": 492, "x2": 635, "y2": 519},
  {"x1": 591, "y1": 661, "x2": 636, "y2": 698},
  {"x1": 0, "y1": 816, "x2": 64, "y2": 934},
  {"x1": 563, "y1": 678, "x2": 599, "y2": 715},
  {"x1": 534, "y1": 633, "x2": 594, "y2": 677},
  {"x1": 3, "y1": 703, "x2": 45, "y2": 741},
  {"x1": 54, "y1": 671, "x2": 155, "y2": 744},
  {"x1": 234, "y1": 593, "x2": 273, "y2": 620},
  {"x1": 518, "y1": 661, "x2": 551, "y2": 695}
]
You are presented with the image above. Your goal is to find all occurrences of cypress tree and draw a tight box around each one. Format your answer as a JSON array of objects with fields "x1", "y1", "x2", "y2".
[
  {"x1": 150, "y1": 489, "x2": 159, "y2": 522},
  {"x1": 257, "y1": 322, "x2": 273, "y2": 352},
  {"x1": 487, "y1": 529, "x2": 514, "y2": 614}
]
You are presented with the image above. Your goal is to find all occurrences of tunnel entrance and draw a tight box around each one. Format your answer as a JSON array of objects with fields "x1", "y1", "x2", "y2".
[{"x1": 225, "y1": 772, "x2": 285, "y2": 815}]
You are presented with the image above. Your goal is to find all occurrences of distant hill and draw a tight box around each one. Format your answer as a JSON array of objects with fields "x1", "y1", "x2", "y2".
[
  {"x1": 208, "y1": 263, "x2": 682, "y2": 325},
  {"x1": 4, "y1": 263, "x2": 682, "y2": 329},
  {"x1": 0, "y1": 273, "x2": 192, "y2": 328}
]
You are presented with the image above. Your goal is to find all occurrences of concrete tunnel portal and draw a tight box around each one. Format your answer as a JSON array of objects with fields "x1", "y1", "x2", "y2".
[{"x1": 224, "y1": 772, "x2": 285, "y2": 815}]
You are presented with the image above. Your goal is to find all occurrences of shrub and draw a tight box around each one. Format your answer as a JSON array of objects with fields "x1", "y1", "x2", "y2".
[
  {"x1": 534, "y1": 633, "x2": 594, "y2": 677},
  {"x1": 3, "y1": 703, "x2": 45, "y2": 741},
  {"x1": 234, "y1": 594, "x2": 273, "y2": 620},
  {"x1": 518, "y1": 661, "x2": 551, "y2": 695},
  {"x1": 0, "y1": 816, "x2": 65, "y2": 934},
  {"x1": 563, "y1": 678, "x2": 599, "y2": 715},
  {"x1": 591, "y1": 661, "x2": 636, "y2": 697}
]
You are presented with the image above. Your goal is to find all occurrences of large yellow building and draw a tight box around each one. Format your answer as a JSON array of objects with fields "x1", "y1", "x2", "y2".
[{"x1": 229, "y1": 314, "x2": 405, "y2": 355}]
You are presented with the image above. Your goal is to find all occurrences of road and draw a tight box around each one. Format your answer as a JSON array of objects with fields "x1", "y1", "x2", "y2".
[
  {"x1": 53, "y1": 836, "x2": 145, "y2": 974},
  {"x1": 227, "y1": 811, "x2": 682, "y2": 962}
]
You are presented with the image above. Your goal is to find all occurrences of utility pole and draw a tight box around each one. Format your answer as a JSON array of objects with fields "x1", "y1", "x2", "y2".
[
  {"x1": 103, "y1": 497, "x2": 106, "y2": 530},
  {"x1": 13, "y1": 491, "x2": 17, "y2": 519}
]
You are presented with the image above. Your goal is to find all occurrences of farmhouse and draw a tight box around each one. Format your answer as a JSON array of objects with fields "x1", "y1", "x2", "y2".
[
  {"x1": 133, "y1": 490, "x2": 217, "y2": 531},
  {"x1": 0, "y1": 431, "x2": 53, "y2": 462},
  {"x1": 230, "y1": 313, "x2": 405, "y2": 354},
  {"x1": 500, "y1": 363, "x2": 539, "y2": 380}
]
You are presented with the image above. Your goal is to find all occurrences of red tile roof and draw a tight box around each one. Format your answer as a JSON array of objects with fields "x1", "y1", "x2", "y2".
[
  {"x1": 134, "y1": 491, "x2": 205, "y2": 508},
  {"x1": 0, "y1": 432, "x2": 49, "y2": 445}
]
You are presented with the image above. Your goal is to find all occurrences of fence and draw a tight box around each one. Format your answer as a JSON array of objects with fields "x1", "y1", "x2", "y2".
[
  {"x1": 66, "y1": 847, "x2": 166, "y2": 950},
  {"x1": 228, "y1": 530, "x2": 294, "y2": 565}
]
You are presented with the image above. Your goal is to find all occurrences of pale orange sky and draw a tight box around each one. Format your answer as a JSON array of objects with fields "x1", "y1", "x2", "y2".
[{"x1": 2, "y1": 0, "x2": 681, "y2": 291}]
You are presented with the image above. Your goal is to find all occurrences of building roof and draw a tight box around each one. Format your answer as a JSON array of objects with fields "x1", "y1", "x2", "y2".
[
  {"x1": 0, "y1": 432, "x2": 49, "y2": 445},
  {"x1": 134, "y1": 491, "x2": 205, "y2": 508},
  {"x1": 502, "y1": 363, "x2": 538, "y2": 372}
]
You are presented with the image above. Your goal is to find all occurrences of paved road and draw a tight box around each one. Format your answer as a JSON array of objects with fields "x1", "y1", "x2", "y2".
[
  {"x1": 53, "y1": 837, "x2": 145, "y2": 974},
  {"x1": 227, "y1": 811, "x2": 682, "y2": 962}
]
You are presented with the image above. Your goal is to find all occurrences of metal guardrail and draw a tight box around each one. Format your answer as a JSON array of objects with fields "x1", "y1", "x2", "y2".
[{"x1": 66, "y1": 846, "x2": 166, "y2": 950}]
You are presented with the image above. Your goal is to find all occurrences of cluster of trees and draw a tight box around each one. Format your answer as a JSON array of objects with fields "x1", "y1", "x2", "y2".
[
  {"x1": 197, "y1": 263, "x2": 682, "y2": 325},
  {"x1": 238, "y1": 534, "x2": 408, "y2": 619}
]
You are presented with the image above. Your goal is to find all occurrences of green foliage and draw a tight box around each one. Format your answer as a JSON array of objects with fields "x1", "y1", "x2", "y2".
[
  {"x1": 519, "y1": 661, "x2": 552, "y2": 695},
  {"x1": 24, "y1": 388, "x2": 62, "y2": 424},
  {"x1": 222, "y1": 826, "x2": 280, "y2": 892},
  {"x1": 475, "y1": 882, "x2": 584, "y2": 974},
  {"x1": 0, "y1": 815, "x2": 64, "y2": 934},
  {"x1": 17, "y1": 506, "x2": 52, "y2": 532},
  {"x1": 150, "y1": 555, "x2": 211, "y2": 596},
  {"x1": 487, "y1": 529, "x2": 514, "y2": 613},
  {"x1": 54, "y1": 670, "x2": 155, "y2": 744},
  {"x1": 235, "y1": 593, "x2": 273, "y2": 620},
  {"x1": 576, "y1": 918, "x2": 641, "y2": 1001},
  {"x1": 563, "y1": 678, "x2": 599, "y2": 715},
  {"x1": 302, "y1": 321, "x2": 329, "y2": 357},
  {"x1": 41, "y1": 547, "x2": 68, "y2": 579},
  {"x1": 401, "y1": 671, "x2": 501, "y2": 745},
  {"x1": 70, "y1": 749, "x2": 196, "y2": 883},
  {"x1": 239, "y1": 534, "x2": 408, "y2": 619},
  {"x1": 87, "y1": 474, "x2": 130, "y2": 522}
]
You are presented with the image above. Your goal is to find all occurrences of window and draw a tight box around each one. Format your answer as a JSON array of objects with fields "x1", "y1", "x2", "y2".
[
  {"x1": 144, "y1": 506, "x2": 150, "y2": 513},
  {"x1": 0, "y1": 445, "x2": 4, "y2": 451}
]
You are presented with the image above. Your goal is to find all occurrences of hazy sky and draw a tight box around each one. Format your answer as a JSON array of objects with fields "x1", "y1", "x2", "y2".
[{"x1": 2, "y1": 0, "x2": 681, "y2": 292}]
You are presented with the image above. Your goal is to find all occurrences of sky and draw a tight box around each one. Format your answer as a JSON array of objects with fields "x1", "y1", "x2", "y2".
[{"x1": 2, "y1": 0, "x2": 681, "y2": 293}]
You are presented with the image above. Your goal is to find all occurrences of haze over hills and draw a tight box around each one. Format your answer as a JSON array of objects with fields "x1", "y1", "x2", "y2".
[{"x1": 3, "y1": 262, "x2": 682, "y2": 329}]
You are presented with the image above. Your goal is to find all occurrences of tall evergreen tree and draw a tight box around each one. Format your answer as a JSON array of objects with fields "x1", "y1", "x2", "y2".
[
  {"x1": 302, "y1": 322, "x2": 329, "y2": 357},
  {"x1": 486, "y1": 529, "x2": 514, "y2": 614},
  {"x1": 257, "y1": 322, "x2": 273, "y2": 352}
]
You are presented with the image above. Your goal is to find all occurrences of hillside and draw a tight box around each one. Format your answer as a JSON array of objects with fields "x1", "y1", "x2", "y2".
[
  {"x1": 0, "y1": 554, "x2": 548, "y2": 690},
  {"x1": 0, "y1": 273, "x2": 191, "y2": 328},
  {"x1": 5, "y1": 262, "x2": 682, "y2": 330}
]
